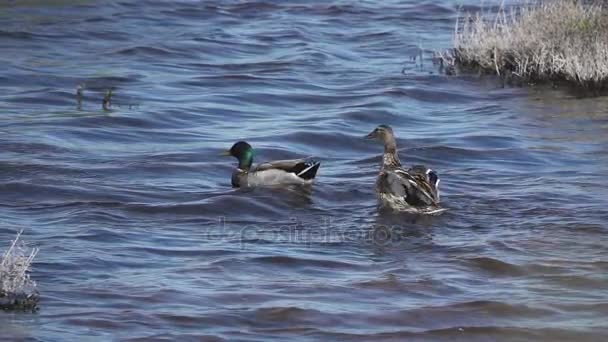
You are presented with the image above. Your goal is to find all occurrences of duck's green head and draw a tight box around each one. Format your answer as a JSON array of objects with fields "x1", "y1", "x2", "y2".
[
  {"x1": 222, "y1": 141, "x2": 254, "y2": 169},
  {"x1": 365, "y1": 124, "x2": 394, "y2": 141}
]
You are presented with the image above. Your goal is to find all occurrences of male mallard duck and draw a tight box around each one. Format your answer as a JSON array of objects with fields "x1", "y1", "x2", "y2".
[
  {"x1": 365, "y1": 125, "x2": 442, "y2": 213},
  {"x1": 222, "y1": 141, "x2": 321, "y2": 188}
]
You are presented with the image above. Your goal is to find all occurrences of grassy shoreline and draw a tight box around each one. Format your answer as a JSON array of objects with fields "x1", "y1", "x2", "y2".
[{"x1": 439, "y1": 0, "x2": 608, "y2": 94}]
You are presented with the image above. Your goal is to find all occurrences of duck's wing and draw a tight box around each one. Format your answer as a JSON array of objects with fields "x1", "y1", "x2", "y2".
[
  {"x1": 378, "y1": 166, "x2": 440, "y2": 206},
  {"x1": 407, "y1": 165, "x2": 440, "y2": 202},
  {"x1": 377, "y1": 169, "x2": 408, "y2": 197},
  {"x1": 253, "y1": 158, "x2": 321, "y2": 181}
]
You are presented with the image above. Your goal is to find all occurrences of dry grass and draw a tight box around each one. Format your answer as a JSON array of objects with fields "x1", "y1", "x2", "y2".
[
  {"x1": 440, "y1": 0, "x2": 608, "y2": 92},
  {"x1": 0, "y1": 231, "x2": 39, "y2": 311}
]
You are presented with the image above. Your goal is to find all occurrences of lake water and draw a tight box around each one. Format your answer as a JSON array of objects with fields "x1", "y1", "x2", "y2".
[{"x1": 1, "y1": 0, "x2": 608, "y2": 341}]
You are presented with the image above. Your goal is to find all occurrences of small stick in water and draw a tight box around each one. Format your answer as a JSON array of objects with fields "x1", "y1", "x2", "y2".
[
  {"x1": 76, "y1": 84, "x2": 84, "y2": 109},
  {"x1": 102, "y1": 89, "x2": 113, "y2": 111}
]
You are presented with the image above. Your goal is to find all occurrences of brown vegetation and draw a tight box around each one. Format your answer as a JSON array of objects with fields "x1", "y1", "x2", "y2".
[{"x1": 439, "y1": 0, "x2": 608, "y2": 93}]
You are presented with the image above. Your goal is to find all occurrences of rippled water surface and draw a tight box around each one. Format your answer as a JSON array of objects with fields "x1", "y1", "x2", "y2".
[{"x1": 1, "y1": 0, "x2": 608, "y2": 341}]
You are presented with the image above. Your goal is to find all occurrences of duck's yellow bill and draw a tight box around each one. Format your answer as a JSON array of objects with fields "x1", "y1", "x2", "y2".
[{"x1": 220, "y1": 150, "x2": 231, "y2": 156}]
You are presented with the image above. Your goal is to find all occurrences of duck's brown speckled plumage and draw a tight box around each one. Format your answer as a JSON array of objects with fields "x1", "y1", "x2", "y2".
[{"x1": 366, "y1": 125, "x2": 441, "y2": 212}]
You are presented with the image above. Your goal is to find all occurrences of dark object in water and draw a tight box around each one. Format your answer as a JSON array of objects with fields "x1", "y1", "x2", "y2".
[
  {"x1": 76, "y1": 84, "x2": 84, "y2": 109},
  {"x1": 102, "y1": 89, "x2": 113, "y2": 111},
  {"x1": 0, "y1": 290, "x2": 39, "y2": 312}
]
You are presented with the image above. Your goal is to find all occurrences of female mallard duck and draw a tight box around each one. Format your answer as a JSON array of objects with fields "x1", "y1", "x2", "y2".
[
  {"x1": 222, "y1": 141, "x2": 321, "y2": 188},
  {"x1": 365, "y1": 125, "x2": 442, "y2": 213}
]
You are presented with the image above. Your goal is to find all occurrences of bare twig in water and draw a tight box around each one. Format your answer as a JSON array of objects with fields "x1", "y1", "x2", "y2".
[
  {"x1": 76, "y1": 84, "x2": 84, "y2": 110},
  {"x1": 418, "y1": 40, "x2": 424, "y2": 68}
]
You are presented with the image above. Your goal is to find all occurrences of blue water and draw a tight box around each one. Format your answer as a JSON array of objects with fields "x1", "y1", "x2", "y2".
[{"x1": 1, "y1": 0, "x2": 608, "y2": 341}]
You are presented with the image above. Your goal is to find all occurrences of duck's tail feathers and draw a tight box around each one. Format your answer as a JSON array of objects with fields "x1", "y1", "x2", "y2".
[
  {"x1": 426, "y1": 169, "x2": 439, "y2": 188},
  {"x1": 294, "y1": 161, "x2": 321, "y2": 180}
]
